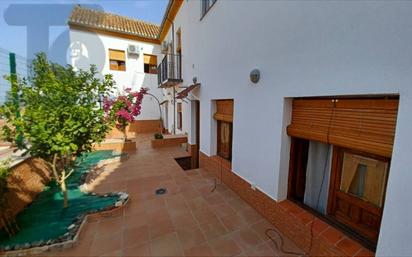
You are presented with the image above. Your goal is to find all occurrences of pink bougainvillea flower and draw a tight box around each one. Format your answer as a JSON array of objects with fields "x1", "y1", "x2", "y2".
[{"x1": 103, "y1": 87, "x2": 148, "y2": 136}]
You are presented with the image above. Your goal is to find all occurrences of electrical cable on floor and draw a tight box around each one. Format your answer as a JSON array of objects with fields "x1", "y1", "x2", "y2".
[
  {"x1": 265, "y1": 98, "x2": 337, "y2": 256},
  {"x1": 265, "y1": 227, "x2": 306, "y2": 256}
]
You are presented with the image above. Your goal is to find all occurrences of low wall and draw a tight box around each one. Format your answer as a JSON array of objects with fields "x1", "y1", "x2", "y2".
[
  {"x1": 1, "y1": 158, "x2": 52, "y2": 229},
  {"x1": 106, "y1": 120, "x2": 161, "y2": 139},
  {"x1": 151, "y1": 135, "x2": 188, "y2": 148},
  {"x1": 94, "y1": 139, "x2": 137, "y2": 153}
]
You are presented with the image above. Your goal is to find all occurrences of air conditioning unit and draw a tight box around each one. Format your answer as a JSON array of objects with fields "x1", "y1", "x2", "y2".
[
  {"x1": 127, "y1": 45, "x2": 140, "y2": 55},
  {"x1": 161, "y1": 41, "x2": 169, "y2": 53}
]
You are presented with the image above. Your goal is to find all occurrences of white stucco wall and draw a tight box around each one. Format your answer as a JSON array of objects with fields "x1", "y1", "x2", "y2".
[
  {"x1": 69, "y1": 29, "x2": 164, "y2": 120},
  {"x1": 160, "y1": 1, "x2": 412, "y2": 255}
]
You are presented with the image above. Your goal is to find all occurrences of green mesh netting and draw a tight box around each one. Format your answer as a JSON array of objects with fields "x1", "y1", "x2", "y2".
[{"x1": 0, "y1": 151, "x2": 122, "y2": 247}]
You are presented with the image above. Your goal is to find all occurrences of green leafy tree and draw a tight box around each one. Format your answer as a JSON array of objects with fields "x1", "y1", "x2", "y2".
[{"x1": 0, "y1": 53, "x2": 115, "y2": 208}]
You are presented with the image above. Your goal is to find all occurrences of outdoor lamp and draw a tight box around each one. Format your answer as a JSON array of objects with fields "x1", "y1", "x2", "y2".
[{"x1": 250, "y1": 69, "x2": 260, "y2": 84}]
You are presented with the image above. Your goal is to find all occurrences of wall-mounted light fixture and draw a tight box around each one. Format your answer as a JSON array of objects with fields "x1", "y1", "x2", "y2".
[{"x1": 250, "y1": 69, "x2": 260, "y2": 84}]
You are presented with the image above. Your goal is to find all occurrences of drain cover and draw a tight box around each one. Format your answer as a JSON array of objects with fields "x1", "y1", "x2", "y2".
[{"x1": 155, "y1": 188, "x2": 167, "y2": 195}]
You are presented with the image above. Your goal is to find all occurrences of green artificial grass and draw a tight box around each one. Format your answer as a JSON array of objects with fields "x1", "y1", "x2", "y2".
[{"x1": 0, "y1": 151, "x2": 121, "y2": 248}]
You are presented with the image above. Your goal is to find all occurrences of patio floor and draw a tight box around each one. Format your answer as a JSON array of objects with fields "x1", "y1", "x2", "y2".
[{"x1": 37, "y1": 134, "x2": 371, "y2": 257}]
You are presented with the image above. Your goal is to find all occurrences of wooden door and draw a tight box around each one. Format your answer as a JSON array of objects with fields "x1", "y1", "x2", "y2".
[
  {"x1": 217, "y1": 121, "x2": 232, "y2": 160},
  {"x1": 328, "y1": 148, "x2": 390, "y2": 243}
]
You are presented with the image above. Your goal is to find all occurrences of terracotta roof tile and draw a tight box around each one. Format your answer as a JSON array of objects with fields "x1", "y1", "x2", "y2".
[{"x1": 68, "y1": 6, "x2": 160, "y2": 40}]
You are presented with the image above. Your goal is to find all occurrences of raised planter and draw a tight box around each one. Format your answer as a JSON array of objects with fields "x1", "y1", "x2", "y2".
[
  {"x1": 151, "y1": 134, "x2": 188, "y2": 148},
  {"x1": 94, "y1": 139, "x2": 136, "y2": 153}
]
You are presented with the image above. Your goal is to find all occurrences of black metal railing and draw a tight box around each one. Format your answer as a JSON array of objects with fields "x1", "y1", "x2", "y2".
[{"x1": 157, "y1": 54, "x2": 182, "y2": 86}]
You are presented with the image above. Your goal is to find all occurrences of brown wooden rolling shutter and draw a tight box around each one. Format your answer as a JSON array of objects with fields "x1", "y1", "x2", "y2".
[
  {"x1": 214, "y1": 100, "x2": 233, "y2": 122},
  {"x1": 109, "y1": 49, "x2": 125, "y2": 61},
  {"x1": 287, "y1": 98, "x2": 399, "y2": 157},
  {"x1": 144, "y1": 54, "x2": 157, "y2": 65}
]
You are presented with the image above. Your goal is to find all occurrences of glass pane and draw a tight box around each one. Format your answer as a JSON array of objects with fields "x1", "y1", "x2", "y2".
[
  {"x1": 340, "y1": 152, "x2": 388, "y2": 207},
  {"x1": 348, "y1": 163, "x2": 367, "y2": 197}
]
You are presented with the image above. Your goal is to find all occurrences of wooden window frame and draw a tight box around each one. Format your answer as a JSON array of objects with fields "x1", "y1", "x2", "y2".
[
  {"x1": 327, "y1": 147, "x2": 390, "y2": 243},
  {"x1": 109, "y1": 49, "x2": 126, "y2": 71},
  {"x1": 143, "y1": 54, "x2": 158, "y2": 75}
]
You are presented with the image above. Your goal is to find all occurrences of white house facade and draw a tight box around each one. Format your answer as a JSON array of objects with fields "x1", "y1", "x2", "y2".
[
  {"x1": 68, "y1": 6, "x2": 164, "y2": 121},
  {"x1": 156, "y1": 1, "x2": 412, "y2": 256}
]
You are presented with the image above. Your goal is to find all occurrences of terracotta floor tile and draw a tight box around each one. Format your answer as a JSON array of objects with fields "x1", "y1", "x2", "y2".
[
  {"x1": 199, "y1": 219, "x2": 229, "y2": 241},
  {"x1": 227, "y1": 197, "x2": 250, "y2": 210},
  {"x1": 265, "y1": 233, "x2": 304, "y2": 256},
  {"x1": 238, "y1": 208, "x2": 263, "y2": 224},
  {"x1": 203, "y1": 193, "x2": 224, "y2": 206},
  {"x1": 320, "y1": 226, "x2": 345, "y2": 246},
  {"x1": 220, "y1": 214, "x2": 248, "y2": 233},
  {"x1": 336, "y1": 237, "x2": 363, "y2": 256},
  {"x1": 247, "y1": 241, "x2": 281, "y2": 257},
  {"x1": 150, "y1": 232, "x2": 184, "y2": 257},
  {"x1": 192, "y1": 207, "x2": 219, "y2": 225},
  {"x1": 209, "y1": 236, "x2": 242, "y2": 257},
  {"x1": 101, "y1": 249, "x2": 122, "y2": 256},
  {"x1": 187, "y1": 196, "x2": 209, "y2": 211},
  {"x1": 144, "y1": 197, "x2": 167, "y2": 212},
  {"x1": 79, "y1": 221, "x2": 99, "y2": 240},
  {"x1": 210, "y1": 203, "x2": 237, "y2": 218},
  {"x1": 124, "y1": 211, "x2": 149, "y2": 229},
  {"x1": 95, "y1": 216, "x2": 125, "y2": 238},
  {"x1": 295, "y1": 210, "x2": 315, "y2": 226},
  {"x1": 355, "y1": 247, "x2": 375, "y2": 257},
  {"x1": 171, "y1": 211, "x2": 198, "y2": 228},
  {"x1": 306, "y1": 218, "x2": 329, "y2": 235},
  {"x1": 183, "y1": 242, "x2": 215, "y2": 257},
  {"x1": 123, "y1": 241, "x2": 152, "y2": 256},
  {"x1": 230, "y1": 228, "x2": 264, "y2": 252},
  {"x1": 89, "y1": 233, "x2": 122, "y2": 256},
  {"x1": 176, "y1": 225, "x2": 207, "y2": 250},
  {"x1": 123, "y1": 225, "x2": 150, "y2": 248},
  {"x1": 149, "y1": 217, "x2": 176, "y2": 240}
]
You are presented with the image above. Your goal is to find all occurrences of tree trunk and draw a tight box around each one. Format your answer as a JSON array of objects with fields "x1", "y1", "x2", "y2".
[
  {"x1": 123, "y1": 129, "x2": 127, "y2": 141},
  {"x1": 60, "y1": 178, "x2": 68, "y2": 208}
]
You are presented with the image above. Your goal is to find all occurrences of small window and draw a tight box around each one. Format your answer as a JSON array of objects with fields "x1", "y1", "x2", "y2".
[
  {"x1": 214, "y1": 99, "x2": 233, "y2": 160},
  {"x1": 144, "y1": 54, "x2": 158, "y2": 74},
  {"x1": 201, "y1": 0, "x2": 217, "y2": 18},
  {"x1": 177, "y1": 102, "x2": 182, "y2": 130},
  {"x1": 109, "y1": 49, "x2": 126, "y2": 71}
]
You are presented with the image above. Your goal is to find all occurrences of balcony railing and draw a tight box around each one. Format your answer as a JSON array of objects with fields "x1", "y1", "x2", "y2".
[{"x1": 157, "y1": 54, "x2": 183, "y2": 87}]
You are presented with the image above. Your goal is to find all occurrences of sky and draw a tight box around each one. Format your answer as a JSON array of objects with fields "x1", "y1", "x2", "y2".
[{"x1": 0, "y1": 0, "x2": 168, "y2": 58}]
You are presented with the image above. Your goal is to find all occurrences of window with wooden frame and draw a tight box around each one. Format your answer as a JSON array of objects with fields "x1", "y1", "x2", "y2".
[
  {"x1": 177, "y1": 102, "x2": 182, "y2": 130},
  {"x1": 214, "y1": 100, "x2": 233, "y2": 161},
  {"x1": 109, "y1": 49, "x2": 126, "y2": 71},
  {"x1": 287, "y1": 97, "x2": 399, "y2": 247},
  {"x1": 144, "y1": 54, "x2": 157, "y2": 74}
]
